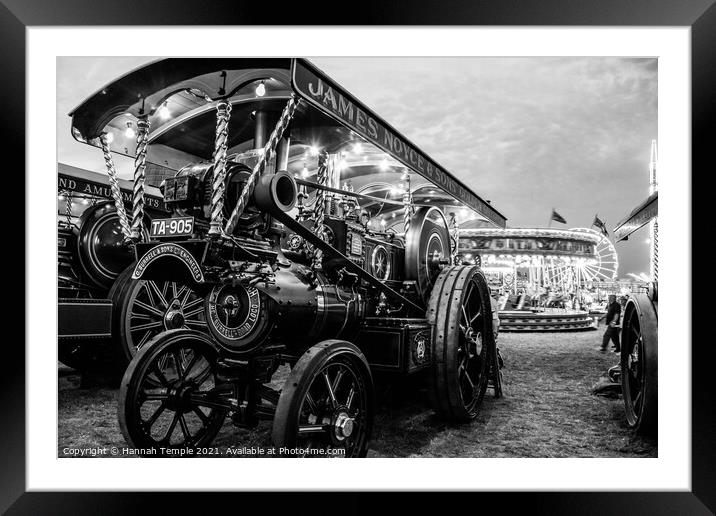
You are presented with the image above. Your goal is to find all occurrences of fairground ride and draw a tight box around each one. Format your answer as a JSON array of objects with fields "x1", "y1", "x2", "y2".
[{"x1": 456, "y1": 226, "x2": 618, "y2": 301}]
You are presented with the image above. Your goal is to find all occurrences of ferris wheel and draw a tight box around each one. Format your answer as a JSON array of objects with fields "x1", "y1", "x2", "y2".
[{"x1": 570, "y1": 227, "x2": 619, "y2": 282}]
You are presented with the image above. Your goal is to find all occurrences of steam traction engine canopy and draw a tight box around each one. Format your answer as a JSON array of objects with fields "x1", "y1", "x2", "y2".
[{"x1": 70, "y1": 58, "x2": 506, "y2": 230}]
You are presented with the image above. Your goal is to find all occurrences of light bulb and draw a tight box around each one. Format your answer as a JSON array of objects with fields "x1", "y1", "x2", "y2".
[
  {"x1": 158, "y1": 102, "x2": 171, "y2": 120},
  {"x1": 352, "y1": 143, "x2": 362, "y2": 154},
  {"x1": 104, "y1": 132, "x2": 114, "y2": 144},
  {"x1": 301, "y1": 164, "x2": 309, "y2": 178},
  {"x1": 309, "y1": 145, "x2": 319, "y2": 156},
  {"x1": 256, "y1": 82, "x2": 266, "y2": 97},
  {"x1": 379, "y1": 159, "x2": 389, "y2": 171},
  {"x1": 125, "y1": 122, "x2": 136, "y2": 139}
]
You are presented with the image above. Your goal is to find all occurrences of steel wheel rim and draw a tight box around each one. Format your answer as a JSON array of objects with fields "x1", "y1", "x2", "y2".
[
  {"x1": 294, "y1": 358, "x2": 369, "y2": 458},
  {"x1": 126, "y1": 280, "x2": 206, "y2": 355},
  {"x1": 457, "y1": 277, "x2": 488, "y2": 413}
]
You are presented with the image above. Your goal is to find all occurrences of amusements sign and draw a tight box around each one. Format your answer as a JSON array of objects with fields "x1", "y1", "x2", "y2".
[
  {"x1": 292, "y1": 59, "x2": 507, "y2": 229},
  {"x1": 58, "y1": 171, "x2": 165, "y2": 211}
]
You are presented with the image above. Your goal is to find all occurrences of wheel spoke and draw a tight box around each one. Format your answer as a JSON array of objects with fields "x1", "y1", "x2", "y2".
[
  {"x1": 345, "y1": 385, "x2": 356, "y2": 410},
  {"x1": 469, "y1": 308, "x2": 482, "y2": 324},
  {"x1": 634, "y1": 390, "x2": 643, "y2": 407},
  {"x1": 133, "y1": 299, "x2": 164, "y2": 318},
  {"x1": 183, "y1": 297, "x2": 203, "y2": 312},
  {"x1": 171, "y1": 282, "x2": 179, "y2": 300},
  {"x1": 332, "y1": 368, "x2": 346, "y2": 394},
  {"x1": 304, "y1": 392, "x2": 319, "y2": 415},
  {"x1": 160, "y1": 282, "x2": 171, "y2": 303},
  {"x1": 192, "y1": 407, "x2": 209, "y2": 424},
  {"x1": 184, "y1": 306, "x2": 204, "y2": 319},
  {"x1": 157, "y1": 354, "x2": 170, "y2": 373},
  {"x1": 464, "y1": 282, "x2": 475, "y2": 305},
  {"x1": 163, "y1": 412, "x2": 180, "y2": 443},
  {"x1": 131, "y1": 320, "x2": 163, "y2": 332},
  {"x1": 323, "y1": 372, "x2": 337, "y2": 408},
  {"x1": 141, "y1": 388, "x2": 169, "y2": 401},
  {"x1": 461, "y1": 366, "x2": 475, "y2": 391},
  {"x1": 192, "y1": 365, "x2": 213, "y2": 387},
  {"x1": 152, "y1": 361, "x2": 171, "y2": 386},
  {"x1": 178, "y1": 414, "x2": 191, "y2": 441},
  {"x1": 141, "y1": 281, "x2": 157, "y2": 309},
  {"x1": 185, "y1": 319, "x2": 208, "y2": 328},
  {"x1": 182, "y1": 353, "x2": 200, "y2": 380},
  {"x1": 459, "y1": 352, "x2": 470, "y2": 371},
  {"x1": 148, "y1": 281, "x2": 169, "y2": 309},
  {"x1": 135, "y1": 329, "x2": 155, "y2": 350},
  {"x1": 144, "y1": 401, "x2": 167, "y2": 428},
  {"x1": 173, "y1": 351, "x2": 185, "y2": 379},
  {"x1": 180, "y1": 288, "x2": 193, "y2": 308}
]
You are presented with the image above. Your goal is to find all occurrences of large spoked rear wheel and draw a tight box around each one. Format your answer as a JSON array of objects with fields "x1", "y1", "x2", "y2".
[
  {"x1": 118, "y1": 329, "x2": 226, "y2": 453},
  {"x1": 428, "y1": 265, "x2": 495, "y2": 422},
  {"x1": 620, "y1": 294, "x2": 658, "y2": 435},
  {"x1": 110, "y1": 266, "x2": 207, "y2": 371},
  {"x1": 272, "y1": 340, "x2": 375, "y2": 458}
]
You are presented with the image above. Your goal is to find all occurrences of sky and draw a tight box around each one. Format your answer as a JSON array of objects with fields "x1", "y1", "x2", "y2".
[{"x1": 57, "y1": 57, "x2": 657, "y2": 278}]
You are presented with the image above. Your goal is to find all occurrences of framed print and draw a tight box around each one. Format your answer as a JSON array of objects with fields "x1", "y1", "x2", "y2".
[{"x1": 5, "y1": 0, "x2": 714, "y2": 513}]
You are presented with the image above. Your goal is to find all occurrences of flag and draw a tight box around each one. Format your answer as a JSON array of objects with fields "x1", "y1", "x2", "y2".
[
  {"x1": 592, "y1": 214, "x2": 609, "y2": 237},
  {"x1": 550, "y1": 209, "x2": 567, "y2": 224}
]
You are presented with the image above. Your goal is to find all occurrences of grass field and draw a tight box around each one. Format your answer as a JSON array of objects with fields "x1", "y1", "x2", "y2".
[{"x1": 58, "y1": 325, "x2": 656, "y2": 458}]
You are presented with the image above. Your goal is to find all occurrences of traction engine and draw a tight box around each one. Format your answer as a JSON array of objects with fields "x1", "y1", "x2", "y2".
[{"x1": 69, "y1": 59, "x2": 504, "y2": 456}]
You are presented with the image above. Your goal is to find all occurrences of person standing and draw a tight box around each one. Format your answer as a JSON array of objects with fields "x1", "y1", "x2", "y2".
[{"x1": 600, "y1": 294, "x2": 621, "y2": 353}]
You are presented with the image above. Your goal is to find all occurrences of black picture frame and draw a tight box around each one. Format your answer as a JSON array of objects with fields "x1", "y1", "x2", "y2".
[{"x1": 6, "y1": 1, "x2": 713, "y2": 513}]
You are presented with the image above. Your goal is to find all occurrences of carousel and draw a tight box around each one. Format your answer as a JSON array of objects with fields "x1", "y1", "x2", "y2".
[{"x1": 456, "y1": 226, "x2": 619, "y2": 331}]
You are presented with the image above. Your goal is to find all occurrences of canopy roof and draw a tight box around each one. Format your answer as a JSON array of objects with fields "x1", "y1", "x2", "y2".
[
  {"x1": 613, "y1": 191, "x2": 658, "y2": 242},
  {"x1": 69, "y1": 58, "x2": 506, "y2": 228}
]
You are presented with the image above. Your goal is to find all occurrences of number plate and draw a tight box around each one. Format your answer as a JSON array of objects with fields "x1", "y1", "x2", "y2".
[{"x1": 150, "y1": 217, "x2": 194, "y2": 238}]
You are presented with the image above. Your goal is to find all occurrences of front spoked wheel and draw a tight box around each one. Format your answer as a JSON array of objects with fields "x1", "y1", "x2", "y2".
[
  {"x1": 118, "y1": 329, "x2": 227, "y2": 453},
  {"x1": 110, "y1": 266, "x2": 207, "y2": 370},
  {"x1": 272, "y1": 340, "x2": 374, "y2": 458}
]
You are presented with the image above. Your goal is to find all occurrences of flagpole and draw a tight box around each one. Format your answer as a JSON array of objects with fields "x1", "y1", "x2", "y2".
[{"x1": 548, "y1": 208, "x2": 553, "y2": 228}]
